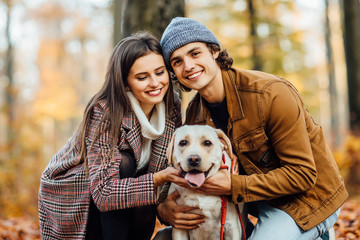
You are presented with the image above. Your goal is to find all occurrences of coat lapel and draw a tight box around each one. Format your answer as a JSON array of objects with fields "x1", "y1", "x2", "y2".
[
  {"x1": 122, "y1": 111, "x2": 175, "y2": 173},
  {"x1": 122, "y1": 111, "x2": 142, "y2": 164},
  {"x1": 147, "y1": 116, "x2": 175, "y2": 173}
]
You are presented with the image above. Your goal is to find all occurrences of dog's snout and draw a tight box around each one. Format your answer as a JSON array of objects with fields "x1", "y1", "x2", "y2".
[{"x1": 187, "y1": 154, "x2": 201, "y2": 167}]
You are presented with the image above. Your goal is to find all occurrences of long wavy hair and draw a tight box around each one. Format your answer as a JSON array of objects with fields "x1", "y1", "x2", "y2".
[
  {"x1": 77, "y1": 31, "x2": 174, "y2": 169},
  {"x1": 174, "y1": 43, "x2": 233, "y2": 92}
]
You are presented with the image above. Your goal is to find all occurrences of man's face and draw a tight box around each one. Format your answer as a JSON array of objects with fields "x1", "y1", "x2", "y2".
[{"x1": 169, "y1": 42, "x2": 220, "y2": 92}]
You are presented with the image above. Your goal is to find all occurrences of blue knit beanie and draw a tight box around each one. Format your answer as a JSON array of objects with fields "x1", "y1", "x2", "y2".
[{"x1": 160, "y1": 17, "x2": 220, "y2": 66}]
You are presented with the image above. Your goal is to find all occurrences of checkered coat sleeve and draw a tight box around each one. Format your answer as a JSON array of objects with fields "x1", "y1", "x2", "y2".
[{"x1": 38, "y1": 96, "x2": 182, "y2": 239}]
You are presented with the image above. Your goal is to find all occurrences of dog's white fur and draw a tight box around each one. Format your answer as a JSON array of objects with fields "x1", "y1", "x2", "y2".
[{"x1": 167, "y1": 125, "x2": 246, "y2": 240}]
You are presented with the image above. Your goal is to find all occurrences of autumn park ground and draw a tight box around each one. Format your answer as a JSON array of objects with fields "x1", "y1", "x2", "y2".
[{"x1": 0, "y1": 198, "x2": 359, "y2": 240}]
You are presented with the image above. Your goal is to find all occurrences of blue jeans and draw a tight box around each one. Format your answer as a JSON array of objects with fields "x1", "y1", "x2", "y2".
[{"x1": 248, "y1": 201, "x2": 340, "y2": 240}]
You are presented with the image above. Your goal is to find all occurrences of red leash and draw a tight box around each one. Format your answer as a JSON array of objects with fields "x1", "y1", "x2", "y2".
[{"x1": 219, "y1": 154, "x2": 247, "y2": 240}]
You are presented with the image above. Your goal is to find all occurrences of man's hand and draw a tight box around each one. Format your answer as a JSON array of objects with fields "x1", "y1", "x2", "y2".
[
  {"x1": 157, "y1": 190, "x2": 204, "y2": 229},
  {"x1": 194, "y1": 169, "x2": 232, "y2": 195},
  {"x1": 231, "y1": 154, "x2": 239, "y2": 175}
]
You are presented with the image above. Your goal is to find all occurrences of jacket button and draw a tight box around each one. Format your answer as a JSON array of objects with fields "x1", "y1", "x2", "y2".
[{"x1": 237, "y1": 194, "x2": 243, "y2": 202}]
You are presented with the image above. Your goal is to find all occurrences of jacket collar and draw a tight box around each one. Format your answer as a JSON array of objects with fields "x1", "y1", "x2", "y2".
[
  {"x1": 222, "y1": 69, "x2": 245, "y2": 122},
  {"x1": 193, "y1": 69, "x2": 245, "y2": 125}
]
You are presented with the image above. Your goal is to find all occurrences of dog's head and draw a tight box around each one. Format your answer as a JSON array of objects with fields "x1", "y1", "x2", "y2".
[{"x1": 167, "y1": 125, "x2": 233, "y2": 187}]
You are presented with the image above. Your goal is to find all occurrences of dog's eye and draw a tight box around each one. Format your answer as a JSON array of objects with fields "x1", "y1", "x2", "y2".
[
  {"x1": 203, "y1": 140, "x2": 212, "y2": 146},
  {"x1": 179, "y1": 140, "x2": 188, "y2": 146}
]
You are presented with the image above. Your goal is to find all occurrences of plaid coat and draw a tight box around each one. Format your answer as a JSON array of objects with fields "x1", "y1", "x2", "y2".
[{"x1": 38, "y1": 96, "x2": 181, "y2": 239}]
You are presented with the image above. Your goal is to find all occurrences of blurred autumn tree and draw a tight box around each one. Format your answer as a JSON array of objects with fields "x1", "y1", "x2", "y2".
[
  {"x1": 341, "y1": 0, "x2": 360, "y2": 134},
  {"x1": 0, "y1": 0, "x2": 112, "y2": 218},
  {"x1": 113, "y1": 0, "x2": 184, "y2": 44}
]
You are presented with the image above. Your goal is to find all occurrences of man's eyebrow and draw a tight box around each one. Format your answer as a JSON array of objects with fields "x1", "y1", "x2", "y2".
[
  {"x1": 169, "y1": 56, "x2": 180, "y2": 64},
  {"x1": 170, "y1": 47, "x2": 202, "y2": 64}
]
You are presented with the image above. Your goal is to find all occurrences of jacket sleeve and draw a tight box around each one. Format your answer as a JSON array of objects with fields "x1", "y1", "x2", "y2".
[
  {"x1": 232, "y1": 81, "x2": 317, "y2": 203},
  {"x1": 87, "y1": 103, "x2": 157, "y2": 211}
]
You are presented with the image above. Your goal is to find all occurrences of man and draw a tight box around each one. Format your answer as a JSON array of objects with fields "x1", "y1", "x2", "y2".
[{"x1": 156, "y1": 17, "x2": 348, "y2": 239}]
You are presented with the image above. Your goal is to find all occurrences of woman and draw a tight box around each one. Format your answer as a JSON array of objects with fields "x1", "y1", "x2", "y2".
[{"x1": 38, "y1": 32, "x2": 182, "y2": 240}]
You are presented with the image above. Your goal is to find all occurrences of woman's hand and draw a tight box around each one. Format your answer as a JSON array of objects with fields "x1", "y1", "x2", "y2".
[
  {"x1": 153, "y1": 166, "x2": 188, "y2": 187},
  {"x1": 154, "y1": 166, "x2": 232, "y2": 195},
  {"x1": 157, "y1": 190, "x2": 204, "y2": 229}
]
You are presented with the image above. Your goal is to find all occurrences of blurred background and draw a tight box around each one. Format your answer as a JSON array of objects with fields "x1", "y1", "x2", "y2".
[{"x1": 0, "y1": 0, "x2": 360, "y2": 238}]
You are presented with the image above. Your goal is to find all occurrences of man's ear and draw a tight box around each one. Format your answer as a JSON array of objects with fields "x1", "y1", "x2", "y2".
[{"x1": 213, "y1": 50, "x2": 220, "y2": 60}]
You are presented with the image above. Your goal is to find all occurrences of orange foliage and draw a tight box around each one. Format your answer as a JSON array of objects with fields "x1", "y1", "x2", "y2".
[
  {"x1": 333, "y1": 135, "x2": 360, "y2": 196},
  {"x1": 334, "y1": 199, "x2": 360, "y2": 239}
]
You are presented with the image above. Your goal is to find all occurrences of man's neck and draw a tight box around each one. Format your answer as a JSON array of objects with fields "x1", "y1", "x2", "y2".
[{"x1": 199, "y1": 68, "x2": 224, "y2": 104}]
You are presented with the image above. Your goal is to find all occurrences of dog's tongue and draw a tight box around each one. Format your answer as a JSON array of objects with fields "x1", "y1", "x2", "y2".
[{"x1": 185, "y1": 172, "x2": 206, "y2": 187}]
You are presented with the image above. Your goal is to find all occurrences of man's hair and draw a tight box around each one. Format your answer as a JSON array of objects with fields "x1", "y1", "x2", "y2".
[{"x1": 206, "y1": 43, "x2": 233, "y2": 71}]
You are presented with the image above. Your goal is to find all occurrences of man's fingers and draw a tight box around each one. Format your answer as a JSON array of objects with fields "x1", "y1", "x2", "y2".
[
  {"x1": 175, "y1": 205, "x2": 200, "y2": 213},
  {"x1": 172, "y1": 216, "x2": 204, "y2": 229},
  {"x1": 168, "y1": 190, "x2": 180, "y2": 201}
]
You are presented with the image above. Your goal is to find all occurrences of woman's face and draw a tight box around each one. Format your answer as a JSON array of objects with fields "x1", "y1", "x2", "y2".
[{"x1": 127, "y1": 52, "x2": 169, "y2": 116}]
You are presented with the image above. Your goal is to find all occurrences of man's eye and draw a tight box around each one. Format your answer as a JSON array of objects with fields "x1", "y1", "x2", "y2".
[
  {"x1": 172, "y1": 59, "x2": 182, "y2": 67},
  {"x1": 179, "y1": 140, "x2": 188, "y2": 146},
  {"x1": 203, "y1": 140, "x2": 212, "y2": 146},
  {"x1": 192, "y1": 51, "x2": 200, "y2": 57}
]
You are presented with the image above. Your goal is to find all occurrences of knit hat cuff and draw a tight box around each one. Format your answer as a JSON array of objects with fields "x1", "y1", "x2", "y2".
[{"x1": 161, "y1": 17, "x2": 220, "y2": 66}]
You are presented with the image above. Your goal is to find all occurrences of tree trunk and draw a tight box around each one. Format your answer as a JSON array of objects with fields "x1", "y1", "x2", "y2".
[
  {"x1": 4, "y1": 0, "x2": 15, "y2": 149},
  {"x1": 341, "y1": 0, "x2": 360, "y2": 133},
  {"x1": 324, "y1": 0, "x2": 341, "y2": 146},
  {"x1": 246, "y1": 0, "x2": 262, "y2": 71},
  {"x1": 113, "y1": 0, "x2": 185, "y2": 45}
]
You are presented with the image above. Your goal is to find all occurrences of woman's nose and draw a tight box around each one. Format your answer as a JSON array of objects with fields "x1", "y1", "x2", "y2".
[{"x1": 148, "y1": 76, "x2": 160, "y2": 87}]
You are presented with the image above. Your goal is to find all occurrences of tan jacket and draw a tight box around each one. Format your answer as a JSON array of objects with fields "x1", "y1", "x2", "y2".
[{"x1": 185, "y1": 68, "x2": 348, "y2": 230}]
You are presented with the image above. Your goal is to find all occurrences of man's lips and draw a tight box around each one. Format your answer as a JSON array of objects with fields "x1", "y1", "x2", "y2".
[{"x1": 187, "y1": 71, "x2": 202, "y2": 80}]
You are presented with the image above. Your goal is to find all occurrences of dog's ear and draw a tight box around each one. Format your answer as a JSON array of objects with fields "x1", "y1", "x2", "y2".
[
  {"x1": 214, "y1": 128, "x2": 233, "y2": 157},
  {"x1": 166, "y1": 130, "x2": 177, "y2": 165}
]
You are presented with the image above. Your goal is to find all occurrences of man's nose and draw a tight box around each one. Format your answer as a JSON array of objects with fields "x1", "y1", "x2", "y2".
[{"x1": 184, "y1": 58, "x2": 195, "y2": 71}]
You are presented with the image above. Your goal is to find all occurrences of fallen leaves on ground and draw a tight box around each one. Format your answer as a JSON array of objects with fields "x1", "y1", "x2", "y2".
[
  {"x1": 0, "y1": 217, "x2": 40, "y2": 240},
  {"x1": 334, "y1": 199, "x2": 360, "y2": 239},
  {"x1": 0, "y1": 199, "x2": 359, "y2": 240}
]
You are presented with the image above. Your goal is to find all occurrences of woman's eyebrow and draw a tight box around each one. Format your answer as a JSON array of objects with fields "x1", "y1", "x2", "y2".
[{"x1": 134, "y1": 66, "x2": 165, "y2": 76}]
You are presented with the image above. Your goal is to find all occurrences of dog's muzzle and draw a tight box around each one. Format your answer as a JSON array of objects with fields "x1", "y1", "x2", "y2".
[{"x1": 180, "y1": 160, "x2": 214, "y2": 188}]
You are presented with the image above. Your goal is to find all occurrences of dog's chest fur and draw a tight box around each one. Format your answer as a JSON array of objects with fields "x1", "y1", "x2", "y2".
[
  {"x1": 173, "y1": 185, "x2": 222, "y2": 219},
  {"x1": 169, "y1": 184, "x2": 224, "y2": 239}
]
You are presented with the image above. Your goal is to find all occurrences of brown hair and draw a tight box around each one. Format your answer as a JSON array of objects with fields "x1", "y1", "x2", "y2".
[
  {"x1": 77, "y1": 31, "x2": 174, "y2": 170},
  {"x1": 173, "y1": 43, "x2": 233, "y2": 92}
]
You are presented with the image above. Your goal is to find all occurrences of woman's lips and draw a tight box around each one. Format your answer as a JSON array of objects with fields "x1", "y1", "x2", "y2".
[{"x1": 147, "y1": 88, "x2": 161, "y2": 96}]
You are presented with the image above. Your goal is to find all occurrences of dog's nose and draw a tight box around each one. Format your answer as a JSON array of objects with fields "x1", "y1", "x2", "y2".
[{"x1": 187, "y1": 154, "x2": 201, "y2": 167}]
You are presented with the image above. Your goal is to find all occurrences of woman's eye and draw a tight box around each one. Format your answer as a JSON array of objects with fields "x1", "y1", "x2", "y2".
[
  {"x1": 156, "y1": 70, "x2": 165, "y2": 76},
  {"x1": 179, "y1": 140, "x2": 188, "y2": 146},
  {"x1": 137, "y1": 76, "x2": 147, "y2": 81}
]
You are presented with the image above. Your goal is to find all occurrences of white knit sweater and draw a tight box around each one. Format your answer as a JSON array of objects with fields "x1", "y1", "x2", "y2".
[{"x1": 126, "y1": 91, "x2": 166, "y2": 171}]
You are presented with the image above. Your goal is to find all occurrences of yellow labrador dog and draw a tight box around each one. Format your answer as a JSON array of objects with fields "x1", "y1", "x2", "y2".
[{"x1": 167, "y1": 125, "x2": 246, "y2": 240}]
